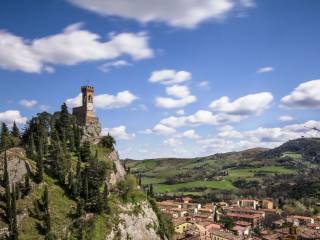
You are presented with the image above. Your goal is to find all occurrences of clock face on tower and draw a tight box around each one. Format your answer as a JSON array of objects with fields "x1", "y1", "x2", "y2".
[{"x1": 87, "y1": 102, "x2": 93, "y2": 111}]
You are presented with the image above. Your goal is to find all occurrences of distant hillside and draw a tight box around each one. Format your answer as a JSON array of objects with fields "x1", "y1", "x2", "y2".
[
  {"x1": 258, "y1": 138, "x2": 320, "y2": 163},
  {"x1": 125, "y1": 138, "x2": 320, "y2": 199}
]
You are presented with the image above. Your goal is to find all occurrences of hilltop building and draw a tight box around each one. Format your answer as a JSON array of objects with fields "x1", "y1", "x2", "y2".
[{"x1": 72, "y1": 86, "x2": 101, "y2": 142}]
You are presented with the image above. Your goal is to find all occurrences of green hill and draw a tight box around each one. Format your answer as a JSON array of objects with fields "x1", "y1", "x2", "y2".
[{"x1": 125, "y1": 138, "x2": 320, "y2": 199}]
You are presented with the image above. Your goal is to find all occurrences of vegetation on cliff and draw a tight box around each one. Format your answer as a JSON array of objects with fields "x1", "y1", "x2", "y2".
[{"x1": 0, "y1": 104, "x2": 173, "y2": 240}]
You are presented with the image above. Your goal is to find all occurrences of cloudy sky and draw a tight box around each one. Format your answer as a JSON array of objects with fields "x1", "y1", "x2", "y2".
[{"x1": 1, "y1": 0, "x2": 320, "y2": 159}]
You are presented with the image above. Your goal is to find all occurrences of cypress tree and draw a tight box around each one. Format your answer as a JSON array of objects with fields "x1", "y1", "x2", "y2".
[
  {"x1": 73, "y1": 124, "x2": 81, "y2": 151},
  {"x1": 84, "y1": 170, "x2": 89, "y2": 203},
  {"x1": 15, "y1": 184, "x2": 20, "y2": 200},
  {"x1": 76, "y1": 198, "x2": 84, "y2": 217},
  {"x1": 27, "y1": 133, "x2": 36, "y2": 159},
  {"x1": 103, "y1": 182, "x2": 109, "y2": 200},
  {"x1": 80, "y1": 142, "x2": 91, "y2": 162},
  {"x1": 24, "y1": 174, "x2": 31, "y2": 195},
  {"x1": 149, "y1": 184, "x2": 154, "y2": 198},
  {"x1": 3, "y1": 149, "x2": 11, "y2": 222},
  {"x1": 36, "y1": 138, "x2": 44, "y2": 182},
  {"x1": 103, "y1": 182, "x2": 109, "y2": 213},
  {"x1": 138, "y1": 173, "x2": 142, "y2": 186},
  {"x1": 11, "y1": 121, "x2": 20, "y2": 138},
  {"x1": 60, "y1": 103, "x2": 69, "y2": 128},
  {"x1": 42, "y1": 186, "x2": 51, "y2": 236},
  {"x1": 42, "y1": 186, "x2": 49, "y2": 212},
  {"x1": 74, "y1": 156, "x2": 82, "y2": 198},
  {"x1": 10, "y1": 184, "x2": 18, "y2": 240},
  {"x1": 0, "y1": 122, "x2": 10, "y2": 150}
]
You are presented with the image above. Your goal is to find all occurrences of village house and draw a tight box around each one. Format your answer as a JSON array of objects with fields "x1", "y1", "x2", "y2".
[
  {"x1": 262, "y1": 199, "x2": 274, "y2": 210},
  {"x1": 209, "y1": 230, "x2": 241, "y2": 240},
  {"x1": 286, "y1": 215, "x2": 315, "y2": 226},
  {"x1": 225, "y1": 207, "x2": 265, "y2": 227},
  {"x1": 237, "y1": 199, "x2": 259, "y2": 210}
]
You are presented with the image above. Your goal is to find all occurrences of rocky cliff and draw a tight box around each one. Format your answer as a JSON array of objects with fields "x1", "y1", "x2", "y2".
[
  {"x1": 106, "y1": 201, "x2": 161, "y2": 240},
  {"x1": 107, "y1": 150, "x2": 126, "y2": 187},
  {"x1": 0, "y1": 148, "x2": 31, "y2": 188},
  {"x1": 81, "y1": 121, "x2": 102, "y2": 144}
]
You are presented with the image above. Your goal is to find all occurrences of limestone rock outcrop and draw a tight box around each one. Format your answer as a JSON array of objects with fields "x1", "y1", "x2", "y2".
[
  {"x1": 81, "y1": 121, "x2": 102, "y2": 144},
  {"x1": 106, "y1": 201, "x2": 161, "y2": 240},
  {"x1": 106, "y1": 150, "x2": 126, "y2": 187},
  {"x1": 0, "y1": 148, "x2": 31, "y2": 188}
]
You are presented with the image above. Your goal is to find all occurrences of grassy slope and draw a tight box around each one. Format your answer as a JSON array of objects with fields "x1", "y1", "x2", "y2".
[
  {"x1": 15, "y1": 145, "x2": 114, "y2": 240},
  {"x1": 126, "y1": 146, "x2": 303, "y2": 195},
  {"x1": 18, "y1": 174, "x2": 77, "y2": 240}
]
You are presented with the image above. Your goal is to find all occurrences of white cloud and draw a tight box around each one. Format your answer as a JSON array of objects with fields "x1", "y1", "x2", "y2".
[
  {"x1": 240, "y1": 0, "x2": 255, "y2": 7},
  {"x1": 156, "y1": 95, "x2": 197, "y2": 109},
  {"x1": 198, "y1": 81, "x2": 210, "y2": 88},
  {"x1": 156, "y1": 85, "x2": 197, "y2": 109},
  {"x1": 39, "y1": 105, "x2": 50, "y2": 111},
  {"x1": 198, "y1": 120, "x2": 320, "y2": 154},
  {"x1": 160, "y1": 110, "x2": 242, "y2": 128},
  {"x1": 280, "y1": 80, "x2": 320, "y2": 109},
  {"x1": 95, "y1": 91, "x2": 138, "y2": 109},
  {"x1": 0, "y1": 110, "x2": 27, "y2": 126},
  {"x1": 98, "y1": 60, "x2": 130, "y2": 72},
  {"x1": 166, "y1": 85, "x2": 190, "y2": 98},
  {"x1": 102, "y1": 125, "x2": 135, "y2": 140},
  {"x1": 66, "y1": 90, "x2": 138, "y2": 109},
  {"x1": 256, "y1": 66, "x2": 274, "y2": 73},
  {"x1": 279, "y1": 115, "x2": 293, "y2": 122},
  {"x1": 154, "y1": 92, "x2": 272, "y2": 131},
  {"x1": 217, "y1": 125, "x2": 243, "y2": 138},
  {"x1": 65, "y1": 94, "x2": 82, "y2": 108},
  {"x1": 176, "y1": 109, "x2": 185, "y2": 116},
  {"x1": 149, "y1": 69, "x2": 191, "y2": 85},
  {"x1": 130, "y1": 104, "x2": 148, "y2": 112},
  {"x1": 0, "y1": 23, "x2": 153, "y2": 73},
  {"x1": 209, "y1": 92, "x2": 273, "y2": 116},
  {"x1": 68, "y1": 0, "x2": 253, "y2": 28},
  {"x1": 0, "y1": 31, "x2": 42, "y2": 73},
  {"x1": 19, "y1": 99, "x2": 37, "y2": 108},
  {"x1": 163, "y1": 138, "x2": 182, "y2": 147},
  {"x1": 152, "y1": 124, "x2": 176, "y2": 135},
  {"x1": 176, "y1": 129, "x2": 200, "y2": 139}
]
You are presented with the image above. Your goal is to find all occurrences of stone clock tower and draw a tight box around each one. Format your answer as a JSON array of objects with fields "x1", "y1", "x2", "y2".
[{"x1": 72, "y1": 86, "x2": 101, "y2": 142}]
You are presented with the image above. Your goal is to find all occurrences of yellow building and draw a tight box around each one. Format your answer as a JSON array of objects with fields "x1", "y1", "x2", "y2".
[{"x1": 262, "y1": 199, "x2": 274, "y2": 210}]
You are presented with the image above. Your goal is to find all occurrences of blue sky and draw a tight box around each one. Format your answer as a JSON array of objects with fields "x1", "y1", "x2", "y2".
[{"x1": 1, "y1": 0, "x2": 320, "y2": 159}]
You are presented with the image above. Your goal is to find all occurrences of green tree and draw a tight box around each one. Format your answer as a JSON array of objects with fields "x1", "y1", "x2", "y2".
[
  {"x1": 10, "y1": 184, "x2": 18, "y2": 240},
  {"x1": 99, "y1": 134, "x2": 116, "y2": 150},
  {"x1": 24, "y1": 174, "x2": 31, "y2": 195},
  {"x1": 26, "y1": 133, "x2": 36, "y2": 159},
  {"x1": 73, "y1": 123, "x2": 81, "y2": 151},
  {"x1": 3, "y1": 149, "x2": 11, "y2": 222},
  {"x1": 79, "y1": 142, "x2": 91, "y2": 162},
  {"x1": 36, "y1": 138, "x2": 44, "y2": 182},
  {"x1": 10, "y1": 121, "x2": 20, "y2": 147},
  {"x1": 149, "y1": 184, "x2": 154, "y2": 198},
  {"x1": 103, "y1": 182, "x2": 109, "y2": 212},
  {"x1": 83, "y1": 170, "x2": 89, "y2": 203},
  {"x1": 11, "y1": 122, "x2": 20, "y2": 138},
  {"x1": 0, "y1": 122, "x2": 10, "y2": 150},
  {"x1": 73, "y1": 155, "x2": 82, "y2": 198},
  {"x1": 138, "y1": 172, "x2": 142, "y2": 186}
]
